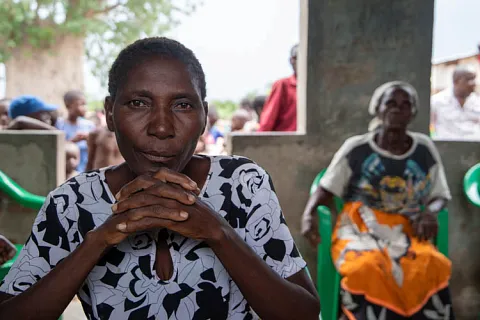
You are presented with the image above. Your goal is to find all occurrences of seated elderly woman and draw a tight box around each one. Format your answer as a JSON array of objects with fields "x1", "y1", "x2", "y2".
[
  {"x1": 0, "y1": 38, "x2": 319, "y2": 320},
  {"x1": 302, "y1": 82, "x2": 454, "y2": 319}
]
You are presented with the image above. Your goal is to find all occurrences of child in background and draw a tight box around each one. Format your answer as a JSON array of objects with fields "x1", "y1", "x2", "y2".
[
  {"x1": 230, "y1": 109, "x2": 250, "y2": 132},
  {"x1": 207, "y1": 105, "x2": 223, "y2": 143},
  {"x1": 86, "y1": 127, "x2": 124, "y2": 171},
  {"x1": 0, "y1": 99, "x2": 11, "y2": 129},
  {"x1": 252, "y1": 95, "x2": 266, "y2": 119},
  {"x1": 65, "y1": 141, "x2": 80, "y2": 180},
  {"x1": 55, "y1": 91, "x2": 95, "y2": 172},
  {"x1": 243, "y1": 95, "x2": 266, "y2": 132},
  {"x1": 239, "y1": 97, "x2": 255, "y2": 121},
  {"x1": 5, "y1": 96, "x2": 58, "y2": 130}
]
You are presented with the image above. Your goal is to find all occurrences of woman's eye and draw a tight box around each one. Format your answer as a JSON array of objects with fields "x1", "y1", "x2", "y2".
[
  {"x1": 128, "y1": 100, "x2": 148, "y2": 108},
  {"x1": 386, "y1": 101, "x2": 397, "y2": 108},
  {"x1": 174, "y1": 102, "x2": 193, "y2": 110}
]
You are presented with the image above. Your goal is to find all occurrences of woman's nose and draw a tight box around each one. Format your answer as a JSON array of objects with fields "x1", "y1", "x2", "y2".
[{"x1": 147, "y1": 110, "x2": 175, "y2": 139}]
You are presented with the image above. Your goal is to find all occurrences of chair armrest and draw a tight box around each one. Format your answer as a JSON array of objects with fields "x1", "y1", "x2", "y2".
[{"x1": 0, "y1": 170, "x2": 45, "y2": 210}]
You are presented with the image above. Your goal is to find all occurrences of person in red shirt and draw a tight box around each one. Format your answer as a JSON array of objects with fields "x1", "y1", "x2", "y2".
[{"x1": 258, "y1": 44, "x2": 298, "y2": 132}]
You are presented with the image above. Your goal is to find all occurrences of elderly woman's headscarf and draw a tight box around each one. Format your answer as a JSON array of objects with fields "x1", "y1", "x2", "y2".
[{"x1": 367, "y1": 81, "x2": 419, "y2": 131}]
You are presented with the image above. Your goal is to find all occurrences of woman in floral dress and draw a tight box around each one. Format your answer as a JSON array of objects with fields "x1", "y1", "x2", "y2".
[{"x1": 0, "y1": 37, "x2": 319, "y2": 320}]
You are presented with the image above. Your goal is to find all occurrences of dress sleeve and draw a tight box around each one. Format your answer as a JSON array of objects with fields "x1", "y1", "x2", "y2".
[
  {"x1": 0, "y1": 193, "x2": 73, "y2": 295},
  {"x1": 319, "y1": 139, "x2": 355, "y2": 198},
  {"x1": 241, "y1": 164, "x2": 307, "y2": 279}
]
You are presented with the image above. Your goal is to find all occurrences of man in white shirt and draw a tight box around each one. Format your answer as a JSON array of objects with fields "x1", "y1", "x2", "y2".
[{"x1": 431, "y1": 65, "x2": 480, "y2": 141}]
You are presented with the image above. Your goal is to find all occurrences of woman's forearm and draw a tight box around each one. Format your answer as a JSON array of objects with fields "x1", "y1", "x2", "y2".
[
  {"x1": 7, "y1": 116, "x2": 56, "y2": 130},
  {"x1": 207, "y1": 226, "x2": 320, "y2": 320},
  {"x1": 302, "y1": 187, "x2": 333, "y2": 217},
  {"x1": 0, "y1": 231, "x2": 108, "y2": 319}
]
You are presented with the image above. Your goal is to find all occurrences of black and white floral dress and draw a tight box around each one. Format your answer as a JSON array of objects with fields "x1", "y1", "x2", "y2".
[{"x1": 0, "y1": 156, "x2": 306, "y2": 320}]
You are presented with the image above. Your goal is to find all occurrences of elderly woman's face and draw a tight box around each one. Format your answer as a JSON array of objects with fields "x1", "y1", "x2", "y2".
[
  {"x1": 105, "y1": 56, "x2": 207, "y2": 175},
  {"x1": 378, "y1": 87, "x2": 413, "y2": 130}
]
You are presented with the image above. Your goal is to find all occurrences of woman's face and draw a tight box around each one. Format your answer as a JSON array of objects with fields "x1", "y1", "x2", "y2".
[
  {"x1": 378, "y1": 87, "x2": 413, "y2": 130},
  {"x1": 105, "y1": 56, "x2": 207, "y2": 176}
]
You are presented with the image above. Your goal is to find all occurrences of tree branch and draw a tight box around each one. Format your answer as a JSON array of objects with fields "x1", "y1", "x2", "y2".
[{"x1": 84, "y1": 3, "x2": 122, "y2": 18}]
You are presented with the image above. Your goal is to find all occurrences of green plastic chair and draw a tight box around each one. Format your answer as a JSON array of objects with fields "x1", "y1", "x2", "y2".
[
  {"x1": 463, "y1": 163, "x2": 480, "y2": 207},
  {"x1": 0, "y1": 171, "x2": 63, "y2": 319},
  {"x1": 0, "y1": 170, "x2": 46, "y2": 209},
  {"x1": 0, "y1": 170, "x2": 46, "y2": 280},
  {"x1": 310, "y1": 169, "x2": 449, "y2": 320}
]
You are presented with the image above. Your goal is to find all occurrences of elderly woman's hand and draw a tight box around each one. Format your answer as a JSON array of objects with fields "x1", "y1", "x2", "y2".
[
  {"x1": 92, "y1": 168, "x2": 228, "y2": 247},
  {"x1": 412, "y1": 211, "x2": 438, "y2": 241},
  {"x1": 301, "y1": 211, "x2": 321, "y2": 247}
]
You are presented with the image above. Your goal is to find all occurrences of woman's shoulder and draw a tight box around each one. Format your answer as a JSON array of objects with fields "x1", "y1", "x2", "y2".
[
  {"x1": 408, "y1": 132, "x2": 445, "y2": 164},
  {"x1": 409, "y1": 131, "x2": 433, "y2": 142},
  {"x1": 409, "y1": 131, "x2": 438, "y2": 152},
  {"x1": 46, "y1": 169, "x2": 110, "y2": 207},
  {"x1": 334, "y1": 132, "x2": 372, "y2": 156},
  {"x1": 208, "y1": 155, "x2": 267, "y2": 175},
  {"x1": 206, "y1": 155, "x2": 272, "y2": 193}
]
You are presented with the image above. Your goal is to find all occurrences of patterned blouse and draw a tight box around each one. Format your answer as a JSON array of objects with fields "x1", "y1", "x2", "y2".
[
  {"x1": 320, "y1": 131, "x2": 451, "y2": 216},
  {"x1": 0, "y1": 156, "x2": 306, "y2": 320}
]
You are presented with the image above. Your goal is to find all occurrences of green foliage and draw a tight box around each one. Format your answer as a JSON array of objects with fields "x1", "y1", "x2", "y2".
[
  {"x1": 210, "y1": 99, "x2": 237, "y2": 120},
  {"x1": 0, "y1": 0, "x2": 200, "y2": 81},
  {"x1": 87, "y1": 99, "x2": 104, "y2": 112},
  {"x1": 241, "y1": 85, "x2": 272, "y2": 103}
]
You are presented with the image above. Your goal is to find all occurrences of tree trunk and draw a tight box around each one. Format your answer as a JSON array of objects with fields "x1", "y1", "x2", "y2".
[{"x1": 5, "y1": 35, "x2": 85, "y2": 113}]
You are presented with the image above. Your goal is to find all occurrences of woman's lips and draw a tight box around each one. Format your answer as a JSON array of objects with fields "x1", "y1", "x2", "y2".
[{"x1": 139, "y1": 152, "x2": 176, "y2": 163}]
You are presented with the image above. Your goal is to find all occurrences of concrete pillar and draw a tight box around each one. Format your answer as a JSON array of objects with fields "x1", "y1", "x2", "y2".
[
  {"x1": 0, "y1": 131, "x2": 65, "y2": 243},
  {"x1": 302, "y1": 0, "x2": 433, "y2": 137}
]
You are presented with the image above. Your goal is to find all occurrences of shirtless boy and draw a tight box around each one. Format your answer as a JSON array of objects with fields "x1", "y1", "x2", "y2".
[{"x1": 86, "y1": 127, "x2": 124, "y2": 170}]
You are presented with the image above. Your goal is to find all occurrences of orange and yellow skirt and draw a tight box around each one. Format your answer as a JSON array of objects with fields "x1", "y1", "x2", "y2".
[{"x1": 332, "y1": 201, "x2": 454, "y2": 319}]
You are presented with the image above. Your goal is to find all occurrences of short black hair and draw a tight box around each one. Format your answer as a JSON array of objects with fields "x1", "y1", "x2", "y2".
[
  {"x1": 252, "y1": 95, "x2": 266, "y2": 110},
  {"x1": 63, "y1": 90, "x2": 84, "y2": 107},
  {"x1": 240, "y1": 98, "x2": 252, "y2": 108},
  {"x1": 108, "y1": 37, "x2": 207, "y2": 100},
  {"x1": 252, "y1": 95, "x2": 266, "y2": 117}
]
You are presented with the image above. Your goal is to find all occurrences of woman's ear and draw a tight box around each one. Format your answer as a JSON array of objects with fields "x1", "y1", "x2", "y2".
[
  {"x1": 104, "y1": 97, "x2": 115, "y2": 132},
  {"x1": 202, "y1": 101, "x2": 209, "y2": 134}
]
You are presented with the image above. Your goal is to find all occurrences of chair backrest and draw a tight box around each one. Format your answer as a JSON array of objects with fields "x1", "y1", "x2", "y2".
[
  {"x1": 310, "y1": 170, "x2": 341, "y2": 320},
  {"x1": 463, "y1": 163, "x2": 480, "y2": 207}
]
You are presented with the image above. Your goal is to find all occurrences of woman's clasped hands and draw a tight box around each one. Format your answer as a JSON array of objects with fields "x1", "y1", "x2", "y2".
[{"x1": 92, "y1": 168, "x2": 227, "y2": 247}]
